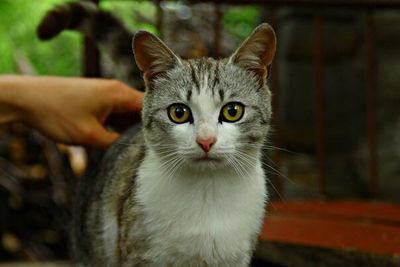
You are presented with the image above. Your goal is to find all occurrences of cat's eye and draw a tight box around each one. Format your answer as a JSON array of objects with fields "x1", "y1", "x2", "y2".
[
  {"x1": 219, "y1": 102, "x2": 245, "y2": 123},
  {"x1": 168, "y1": 104, "x2": 192, "y2": 124}
]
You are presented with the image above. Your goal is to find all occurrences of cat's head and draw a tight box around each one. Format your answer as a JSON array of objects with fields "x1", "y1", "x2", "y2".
[{"x1": 133, "y1": 24, "x2": 276, "y2": 172}]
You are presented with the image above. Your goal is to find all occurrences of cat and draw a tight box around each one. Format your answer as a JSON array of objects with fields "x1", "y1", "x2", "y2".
[{"x1": 70, "y1": 22, "x2": 276, "y2": 266}]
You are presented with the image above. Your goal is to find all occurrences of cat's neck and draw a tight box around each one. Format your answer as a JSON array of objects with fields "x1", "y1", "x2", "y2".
[{"x1": 134, "y1": 147, "x2": 266, "y2": 263}]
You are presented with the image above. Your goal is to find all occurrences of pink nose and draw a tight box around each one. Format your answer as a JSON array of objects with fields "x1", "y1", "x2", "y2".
[{"x1": 196, "y1": 137, "x2": 216, "y2": 153}]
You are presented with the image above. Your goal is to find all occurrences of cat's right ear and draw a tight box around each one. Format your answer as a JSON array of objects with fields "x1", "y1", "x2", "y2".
[
  {"x1": 229, "y1": 23, "x2": 276, "y2": 80},
  {"x1": 132, "y1": 31, "x2": 181, "y2": 83}
]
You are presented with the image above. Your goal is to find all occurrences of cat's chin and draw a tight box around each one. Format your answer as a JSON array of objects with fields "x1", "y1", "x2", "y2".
[
  {"x1": 184, "y1": 156, "x2": 228, "y2": 172},
  {"x1": 192, "y1": 156, "x2": 222, "y2": 163}
]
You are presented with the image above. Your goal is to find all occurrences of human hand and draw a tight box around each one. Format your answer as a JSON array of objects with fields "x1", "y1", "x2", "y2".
[{"x1": 1, "y1": 75, "x2": 143, "y2": 149}]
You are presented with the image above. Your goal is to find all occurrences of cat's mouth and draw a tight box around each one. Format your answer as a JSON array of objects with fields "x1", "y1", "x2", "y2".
[{"x1": 192, "y1": 155, "x2": 222, "y2": 163}]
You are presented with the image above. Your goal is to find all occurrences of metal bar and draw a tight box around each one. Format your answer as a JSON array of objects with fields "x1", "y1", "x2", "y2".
[
  {"x1": 83, "y1": 0, "x2": 101, "y2": 77},
  {"x1": 270, "y1": 8, "x2": 283, "y2": 197},
  {"x1": 213, "y1": 4, "x2": 223, "y2": 58},
  {"x1": 190, "y1": 0, "x2": 400, "y2": 9},
  {"x1": 83, "y1": 38, "x2": 101, "y2": 77},
  {"x1": 314, "y1": 10, "x2": 326, "y2": 196},
  {"x1": 365, "y1": 12, "x2": 379, "y2": 197},
  {"x1": 156, "y1": 0, "x2": 164, "y2": 39}
]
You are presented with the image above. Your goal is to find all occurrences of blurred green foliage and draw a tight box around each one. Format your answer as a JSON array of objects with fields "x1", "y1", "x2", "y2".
[
  {"x1": 223, "y1": 5, "x2": 261, "y2": 41},
  {"x1": 100, "y1": 0, "x2": 158, "y2": 34},
  {"x1": 0, "y1": 0, "x2": 260, "y2": 76},
  {"x1": 0, "y1": 0, "x2": 81, "y2": 76}
]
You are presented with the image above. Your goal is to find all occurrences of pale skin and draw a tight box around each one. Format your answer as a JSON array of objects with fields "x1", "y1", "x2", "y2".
[{"x1": 0, "y1": 75, "x2": 144, "y2": 149}]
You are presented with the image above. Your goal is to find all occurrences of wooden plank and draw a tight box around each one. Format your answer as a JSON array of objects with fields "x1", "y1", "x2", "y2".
[
  {"x1": 261, "y1": 213, "x2": 400, "y2": 255},
  {"x1": 259, "y1": 201, "x2": 400, "y2": 256},
  {"x1": 267, "y1": 201, "x2": 400, "y2": 224},
  {"x1": 256, "y1": 242, "x2": 400, "y2": 267}
]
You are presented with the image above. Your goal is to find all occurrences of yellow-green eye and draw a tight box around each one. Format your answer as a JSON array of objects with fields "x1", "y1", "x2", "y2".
[
  {"x1": 168, "y1": 104, "x2": 192, "y2": 124},
  {"x1": 220, "y1": 102, "x2": 245, "y2": 123}
]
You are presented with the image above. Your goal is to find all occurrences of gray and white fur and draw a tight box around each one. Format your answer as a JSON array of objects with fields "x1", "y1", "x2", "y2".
[{"x1": 71, "y1": 24, "x2": 277, "y2": 267}]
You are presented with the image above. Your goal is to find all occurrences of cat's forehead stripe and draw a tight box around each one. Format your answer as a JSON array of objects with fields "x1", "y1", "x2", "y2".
[
  {"x1": 213, "y1": 63, "x2": 220, "y2": 95},
  {"x1": 188, "y1": 61, "x2": 200, "y2": 94},
  {"x1": 187, "y1": 58, "x2": 224, "y2": 102},
  {"x1": 186, "y1": 88, "x2": 192, "y2": 102},
  {"x1": 218, "y1": 89, "x2": 224, "y2": 102}
]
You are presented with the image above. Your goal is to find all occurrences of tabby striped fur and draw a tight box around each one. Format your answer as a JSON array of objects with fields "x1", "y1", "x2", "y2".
[{"x1": 72, "y1": 24, "x2": 276, "y2": 267}]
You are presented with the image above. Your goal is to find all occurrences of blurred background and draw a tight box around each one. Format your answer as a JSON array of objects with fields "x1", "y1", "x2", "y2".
[{"x1": 0, "y1": 0, "x2": 399, "y2": 266}]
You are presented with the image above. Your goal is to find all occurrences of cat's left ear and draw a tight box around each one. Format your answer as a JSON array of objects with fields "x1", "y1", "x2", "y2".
[
  {"x1": 132, "y1": 31, "x2": 181, "y2": 83},
  {"x1": 229, "y1": 23, "x2": 276, "y2": 79}
]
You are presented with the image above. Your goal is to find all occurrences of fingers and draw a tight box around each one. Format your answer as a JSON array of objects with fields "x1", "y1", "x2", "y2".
[
  {"x1": 80, "y1": 81, "x2": 143, "y2": 149},
  {"x1": 82, "y1": 120, "x2": 120, "y2": 149},
  {"x1": 110, "y1": 81, "x2": 144, "y2": 113}
]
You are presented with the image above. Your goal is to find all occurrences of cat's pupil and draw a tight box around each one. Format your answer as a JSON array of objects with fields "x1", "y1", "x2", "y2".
[
  {"x1": 175, "y1": 106, "x2": 185, "y2": 118},
  {"x1": 227, "y1": 105, "x2": 237, "y2": 117}
]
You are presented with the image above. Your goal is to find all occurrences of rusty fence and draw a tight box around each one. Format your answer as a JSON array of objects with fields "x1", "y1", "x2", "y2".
[{"x1": 84, "y1": 0, "x2": 400, "y2": 200}]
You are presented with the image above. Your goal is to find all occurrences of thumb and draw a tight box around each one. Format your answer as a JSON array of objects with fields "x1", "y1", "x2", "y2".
[{"x1": 86, "y1": 121, "x2": 120, "y2": 149}]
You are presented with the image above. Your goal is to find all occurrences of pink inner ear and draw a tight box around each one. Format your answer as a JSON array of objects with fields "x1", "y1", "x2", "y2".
[
  {"x1": 133, "y1": 31, "x2": 180, "y2": 83},
  {"x1": 231, "y1": 24, "x2": 276, "y2": 77},
  {"x1": 133, "y1": 32, "x2": 154, "y2": 73}
]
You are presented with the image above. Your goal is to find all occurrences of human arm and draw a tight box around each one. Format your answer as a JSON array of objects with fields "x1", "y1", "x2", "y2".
[{"x1": 0, "y1": 75, "x2": 143, "y2": 149}]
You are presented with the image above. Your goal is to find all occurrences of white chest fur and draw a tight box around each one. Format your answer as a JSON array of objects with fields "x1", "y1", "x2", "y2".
[{"x1": 135, "y1": 152, "x2": 267, "y2": 266}]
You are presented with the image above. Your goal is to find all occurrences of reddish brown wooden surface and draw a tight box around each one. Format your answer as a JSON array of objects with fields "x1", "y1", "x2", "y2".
[{"x1": 260, "y1": 201, "x2": 400, "y2": 256}]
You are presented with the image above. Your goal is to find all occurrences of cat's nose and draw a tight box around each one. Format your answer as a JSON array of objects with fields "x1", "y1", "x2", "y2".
[{"x1": 196, "y1": 137, "x2": 216, "y2": 153}]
